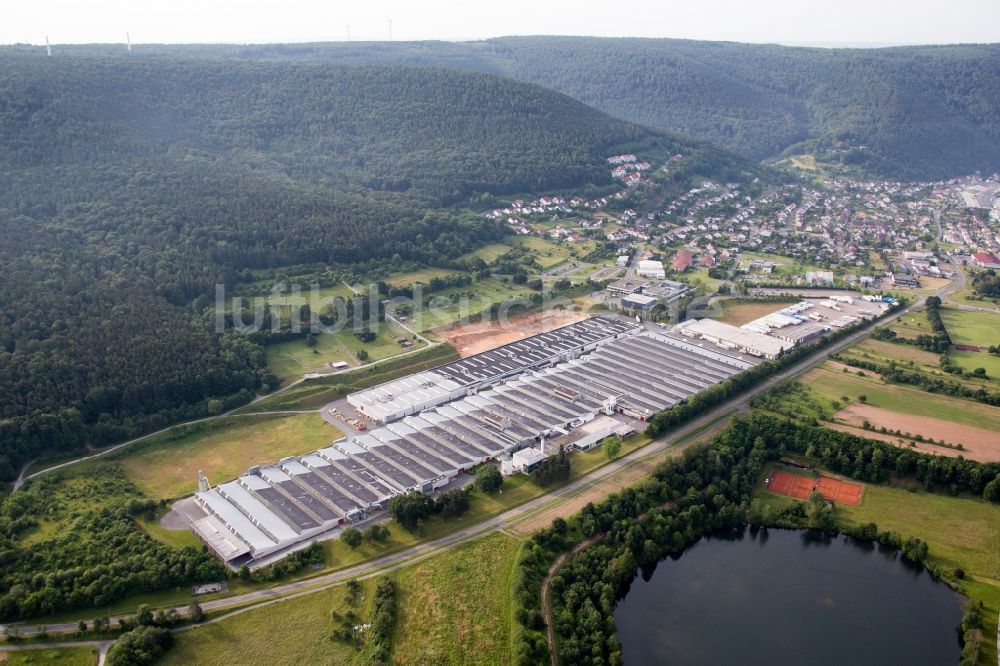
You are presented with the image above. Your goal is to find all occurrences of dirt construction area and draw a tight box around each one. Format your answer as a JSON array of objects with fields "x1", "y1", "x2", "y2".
[
  {"x1": 766, "y1": 470, "x2": 863, "y2": 505},
  {"x1": 433, "y1": 309, "x2": 588, "y2": 357},
  {"x1": 834, "y1": 403, "x2": 1000, "y2": 462}
]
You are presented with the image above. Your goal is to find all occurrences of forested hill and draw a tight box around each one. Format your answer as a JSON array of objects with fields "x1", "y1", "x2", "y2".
[
  {"x1": 0, "y1": 58, "x2": 679, "y2": 201},
  {"x1": 0, "y1": 57, "x2": 748, "y2": 482},
  {"x1": 54, "y1": 37, "x2": 1000, "y2": 180}
]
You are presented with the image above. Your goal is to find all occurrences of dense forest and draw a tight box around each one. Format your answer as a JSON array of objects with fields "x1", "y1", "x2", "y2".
[
  {"x1": 50, "y1": 37, "x2": 1000, "y2": 179},
  {"x1": 0, "y1": 57, "x2": 748, "y2": 481}
]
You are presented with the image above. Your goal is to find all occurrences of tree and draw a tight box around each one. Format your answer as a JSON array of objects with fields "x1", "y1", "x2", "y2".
[
  {"x1": 983, "y1": 477, "x2": 1000, "y2": 502},
  {"x1": 475, "y1": 464, "x2": 503, "y2": 493},
  {"x1": 136, "y1": 604, "x2": 154, "y2": 627},
  {"x1": 387, "y1": 492, "x2": 436, "y2": 530},
  {"x1": 340, "y1": 527, "x2": 363, "y2": 548},
  {"x1": 106, "y1": 626, "x2": 174, "y2": 666},
  {"x1": 603, "y1": 436, "x2": 622, "y2": 460},
  {"x1": 857, "y1": 394, "x2": 867, "y2": 403},
  {"x1": 188, "y1": 601, "x2": 204, "y2": 623},
  {"x1": 435, "y1": 488, "x2": 470, "y2": 519},
  {"x1": 363, "y1": 524, "x2": 390, "y2": 542}
]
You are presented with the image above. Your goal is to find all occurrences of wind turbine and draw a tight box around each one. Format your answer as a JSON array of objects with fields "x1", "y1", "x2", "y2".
[
  {"x1": 387, "y1": 18, "x2": 392, "y2": 41},
  {"x1": 45, "y1": 35, "x2": 52, "y2": 56},
  {"x1": 126, "y1": 32, "x2": 132, "y2": 52},
  {"x1": 346, "y1": 24, "x2": 350, "y2": 41}
]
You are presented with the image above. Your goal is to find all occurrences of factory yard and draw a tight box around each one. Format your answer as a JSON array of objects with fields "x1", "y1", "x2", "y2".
[
  {"x1": 175, "y1": 295, "x2": 892, "y2": 569},
  {"x1": 432, "y1": 309, "x2": 588, "y2": 357},
  {"x1": 180, "y1": 314, "x2": 775, "y2": 567}
]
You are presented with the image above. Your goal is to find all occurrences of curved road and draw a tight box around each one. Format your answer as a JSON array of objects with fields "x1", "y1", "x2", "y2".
[{"x1": 2, "y1": 287, "x2": 932, "y2": 641}]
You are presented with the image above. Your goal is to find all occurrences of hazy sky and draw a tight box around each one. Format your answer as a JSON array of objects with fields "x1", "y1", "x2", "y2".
[{"x1": 4, "y1": 0, "x2": 1000, "y2": 46}]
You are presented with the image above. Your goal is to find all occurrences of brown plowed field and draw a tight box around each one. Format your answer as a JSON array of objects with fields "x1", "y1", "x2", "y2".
[
  {"x1": 433, "y1": 310, "x2": 588, "y2": 357},
  {"x1": 833, "y1": 403, "x2": 1000, "y2": 462}
]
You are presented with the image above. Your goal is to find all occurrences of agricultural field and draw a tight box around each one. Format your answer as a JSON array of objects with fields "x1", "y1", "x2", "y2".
[
  {"x1": 114, "y1": 414, "x2": 342, "y2": 500},
  {"x1": 715, "y1": 299, "x2": 796, "y2": 325},
  {"x1": 765, "y1": 361, "x2": 1000, "y2": 460},
  {"x1": 941, "y1": 308, "x2": 1000, "y2": 348},
  {"x1": 0, "y1": 647, "x2": 98, "y2": 666},
  {"x1": 804, "y1": 363, "x2": 1000, "y2": 432},
  {"x1": 265, "y1": 323, "x2": 423, "y2": 383}
]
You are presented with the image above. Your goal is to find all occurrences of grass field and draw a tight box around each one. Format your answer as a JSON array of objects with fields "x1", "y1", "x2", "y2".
[
  {"x1": 239, "y1": 344, "x2": 460, "y2": 413},
  {"x1": 386, "y1": 268, "x2": 462, "y2": 286},
  {"x1": 137, "y1": 509, "x2": 204, "y2": 549},
  {"x1": 683, "y1": 266, "x2": 726, "y2": 291},
  {"x1": 0, "y1": 647, "x2": 98, "y2": 666},
  {"x1": 950, "y1": 349, "x2": 1000, "y2": 377},
  {"x1": 941, "y1": 308, "x2": 1000, "y2": 347},
  {"x1": 888, "y1": 310, "x2": 931, "y2": 338},
  {"x1": 265, "y1": 323, "x2": 422, "y2": 383},
  {"x1": 716, "y1": 299, "x2": 795, "y2": 325},
  {"x1": 757, "y1": 474, "x2": 1000, "y2": 664},
  {"x1": 161, "y1": 580, "x2": 377, "y2": 666},
  {"x1": 515, "y1": 236, "x2": 597, "y2": 269},
  {"x1": 459, "y1": 243, "x2": 514, "y2": 265},
  {"x1": 739, "y1": 251, "x2": 831, "y2": 279},
  {"x1": 848, "y1": 338, "x2": 941, "y2": 366},
  {"x1": 393, "y1": 533, "x2": 520, "y2": 665},
  {"x1": 411, "y1": 277, "x2": 537, "y2": 332},
  {"x1": 115, "y1": 414, "x2": 342, "y2": 499},
  {"x1": 161, "y1": 533, "x2": 522, "y2": 666}
]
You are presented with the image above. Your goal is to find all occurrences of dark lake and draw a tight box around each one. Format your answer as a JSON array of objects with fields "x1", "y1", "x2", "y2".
[{"x1": 614, "y1": 527, "x2": 963, "y2": 665}]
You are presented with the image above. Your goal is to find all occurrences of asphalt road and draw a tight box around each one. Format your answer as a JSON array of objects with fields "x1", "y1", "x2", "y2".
[{"x1": 1, "y1": 288, "x2": 929, "y2": 640}]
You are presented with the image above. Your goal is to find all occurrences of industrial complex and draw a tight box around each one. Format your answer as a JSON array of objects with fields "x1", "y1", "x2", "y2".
[{"x1": 185, "y1": 298, "x2": 886, "y2": 566}]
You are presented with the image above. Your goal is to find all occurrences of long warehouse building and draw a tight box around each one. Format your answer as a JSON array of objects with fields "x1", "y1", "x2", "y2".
[{"x1": 191, "y1": 321, "x2": 759, "y2": 566}]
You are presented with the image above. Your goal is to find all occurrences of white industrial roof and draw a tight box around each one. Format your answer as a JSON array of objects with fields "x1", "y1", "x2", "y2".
[
  {"x1": 257, "y1": 466, "x2": 293, "y2": 483},
  {"x1": 217, "y1": 481, "x2": 299, "y2": 543},
  {"x1": 191, "y1": 515, "x2": 251, "y2": 560},
  {"x1": 676, "y1": 318, "x2": 789, "y2": 357},
  {"x1": 513, "y1": 448, "x2": 545, "y2": 465},
  {"x1": 347, "y1": 370, "x2": 464, "y2": 421},
  {"x1": 196, "y1": 489, "x2": 277, "y2": 552},
  {"x1": 240, "y1": 475, "x2": 271, "y2": 491},
  {"x1": 623, "y1": 294, "x2": 658, "y2": 305}
]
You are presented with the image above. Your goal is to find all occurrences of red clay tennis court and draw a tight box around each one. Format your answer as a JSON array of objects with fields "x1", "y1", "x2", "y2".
[
  {"x1": 766, "y1": 470, "x2": 863, "y2": 505},
  {"x1": 815, "y1": 476, "x2": 863, "y2": 505}
]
